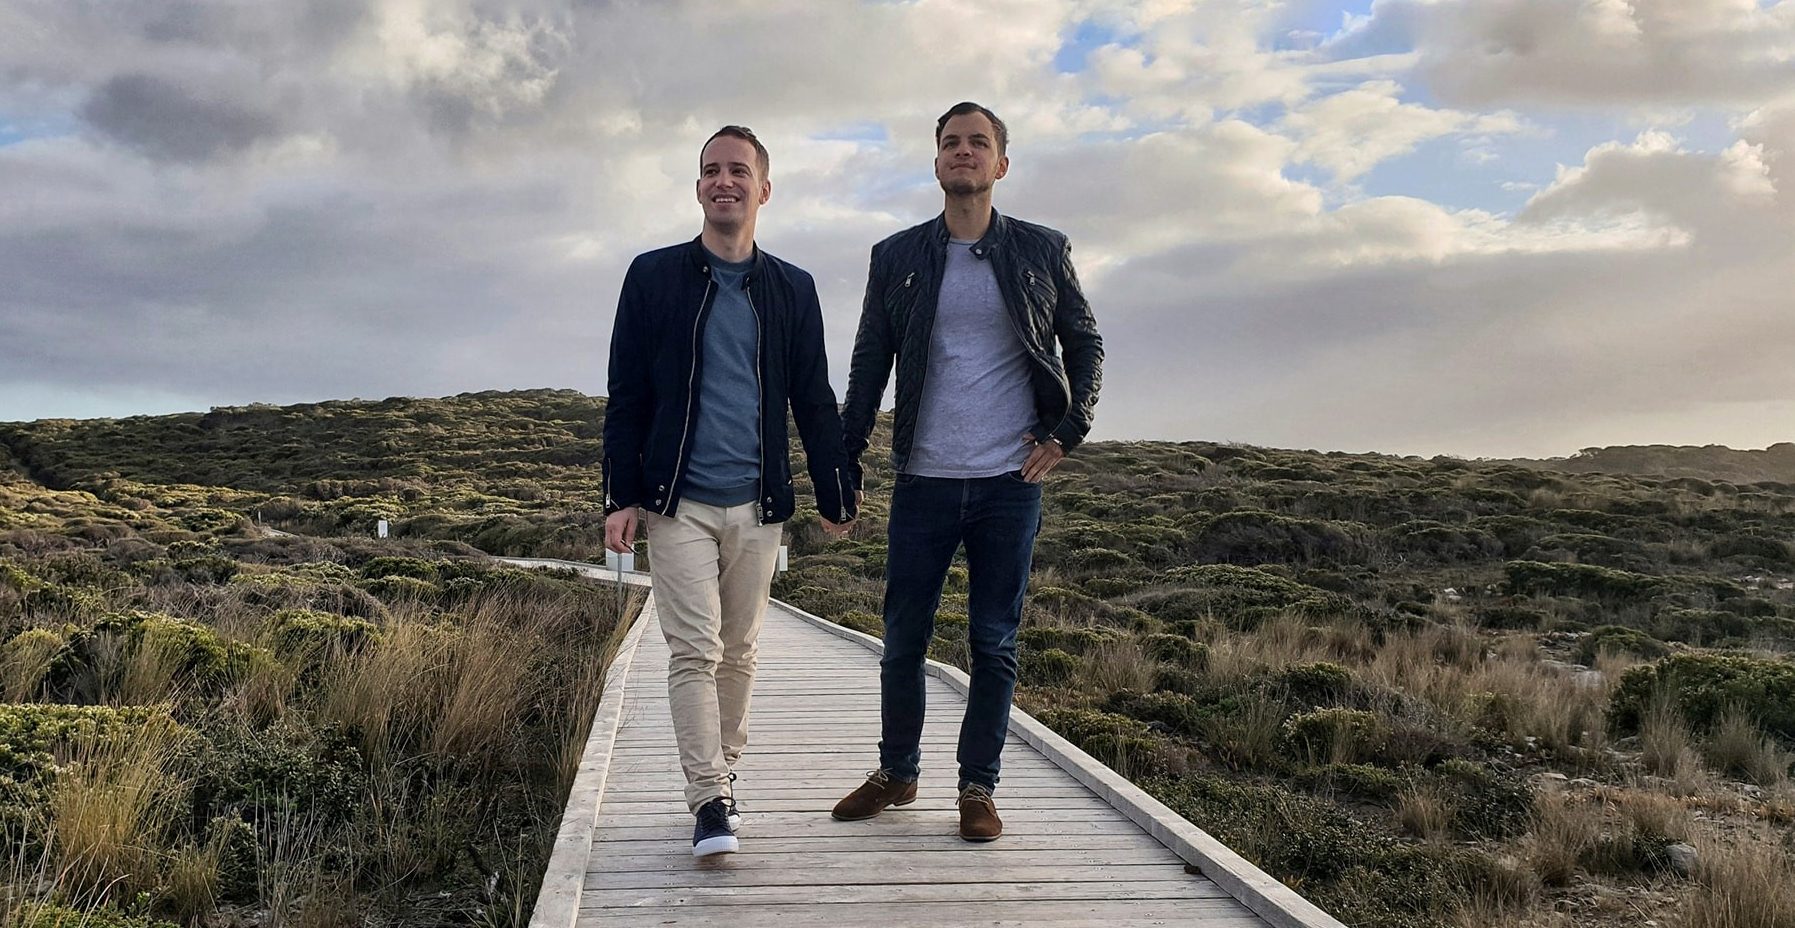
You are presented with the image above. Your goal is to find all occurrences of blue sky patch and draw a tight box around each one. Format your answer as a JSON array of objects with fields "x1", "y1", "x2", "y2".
[{"x1": 1055, "y1": 18, "x2": 1137, "y2": 74}]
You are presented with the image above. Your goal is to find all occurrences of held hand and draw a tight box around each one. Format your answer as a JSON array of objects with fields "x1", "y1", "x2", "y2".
[
  {"x1": 1020, "y1": 432, "x2": 1066, "y2": 482},
  {"x1": 819, "y1": 490, "x2": 868, "y2": 539},
  {"x1": 604, "y1": 508, "x2": 639, "y2": 553}
]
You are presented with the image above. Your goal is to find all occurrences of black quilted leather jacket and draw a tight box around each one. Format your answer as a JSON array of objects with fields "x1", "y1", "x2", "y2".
[{"x1": 840, "y1": 210, "x2": 1104, "y2": 486}]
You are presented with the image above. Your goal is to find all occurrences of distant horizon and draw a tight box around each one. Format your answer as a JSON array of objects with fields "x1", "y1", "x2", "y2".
[{"x1": 4, "y1": 385, "x2": 1787, "y2": 464}]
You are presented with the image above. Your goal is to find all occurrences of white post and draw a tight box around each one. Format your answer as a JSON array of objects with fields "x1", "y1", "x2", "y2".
[
  {"x1": 776, "y1": 545, "x2": 789, "y2": 573},
  {"x1": 376, "y1": 519, "x2": 389, "y2": 539}
]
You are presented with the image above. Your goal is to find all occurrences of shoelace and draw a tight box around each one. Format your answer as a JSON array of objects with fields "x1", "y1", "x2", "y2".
[
  {"x1": 727, "y1": 771, "x2": 741, "y2": 813},
  {"x1": 864, "y1": 768, "x2": 892, "y2": 787},
  {"x1": 957, "y1": 784, "x2": 995, "y2": 809},
  {"x1": 699, "y1": 798, "x2": 733, "y2": 831}
]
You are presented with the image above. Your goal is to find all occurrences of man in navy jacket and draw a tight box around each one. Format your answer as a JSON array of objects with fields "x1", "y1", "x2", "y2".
[{"x1": 602, "y1": 126, "x2": 857, "y2": 857}]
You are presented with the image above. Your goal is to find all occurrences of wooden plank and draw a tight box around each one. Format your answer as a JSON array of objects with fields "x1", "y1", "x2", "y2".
[
  {"x1": 588, "y1": 847, "x2": 1183, "y2": 874},
  {"x1": 577, "y1": 878, "x2": 1229, "y2": 907},
  {"x1": 589, "y1": 817, "x2": 1155, "y2": 842},
  {"x1": 573, "y1": 904, "x2": 1263, "y2": 928},
  {"x1": 587, "y1": 832, "x2": 1168, "y2": 853},
  {"x1": 583, "y1": 863, "x2": 1198, "y2": 891}
]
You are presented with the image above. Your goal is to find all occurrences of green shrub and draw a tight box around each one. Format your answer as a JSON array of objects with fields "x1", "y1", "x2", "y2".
[
  {"x1": 1432, "y1": 758, "x2": 1531, "y2": 840},
  {"x1": 1140, "y1": 565, "x2": 1350, "y2": 628},
  {"x1": 1080, "y1": 577, "x2": 1142, "y2": 597},
  {"x1": 9, "y1": 903, "x2": 182, "y2": 928},
  {"x1": 270, "y1": 609, "x2": 381, "y2": 655},
  {"x1": 1283, "y1": 708, "x2": 1386, "y2": 765},
  {"x1": 1711, "y1": 532, "x2": 1793, "y2": 564},
  {"x1": 356, "y1": 575, "x2": 438, "y2": 600},
  {"x1": 1383, "y1": 520, "x2": 1502, "y2": 563},
  {"x1": 835, "y1": 610, "x2": 883, "y2": 637},
  {"x1": 1106, "y1": 690, "x2": 1207, "y2": 739},
  {"x1": 1034, "y1": 707, "x2": 1164, "y2": 775},
  {"x1": 1141, "y1": 633, "x2": 1207, "y2": 669},
  {"x1": 1504, "y1": 560, "x2": 1665, "y2": 601},
  {"x1": 1576, "y1": 625, "x2": 1669, "y2": 664},
  {"x1": 1278, "y1": 661, "x2": 1356, "y2": 707},
  {"x1": 1611, "y1": 653, "x2": 1795, "y2": 739},
  {"x1": 1188, "y1": 510, "x2": 1370, "y2": 565},
  {"x1": 1017, "y1": 625, "x2": 1118, "y2": 655},
  {"x1": 199, "y1": 722, "x2": 364, "y2": 823},
  {"x1": 1152, "y1": 666, "x2": 1207, "y2": 696},
  {"x1": 171, "y1": 554, "x2": 239, "y2": 584},
  {"x1": 1472, "y1": 604, "x2": 1548, "y2": 630},
  {"x1": 1296, "y1": 762, "x2": 1405, "y2": 801},
  {"x1": 1020, "y1": 648, "x2": 1078, "y2": 687},
  {"x1": 357, "y1": 556, "x2": 439, "y2": 581}
]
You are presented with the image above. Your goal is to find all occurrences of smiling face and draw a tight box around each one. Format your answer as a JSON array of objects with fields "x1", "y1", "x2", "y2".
[
  {"x1": 697, "y1": 135, "x2": 771, "y2": 232},
  {"x1": 934, "y1": 111, "x2": 1009, "y2": 197}
]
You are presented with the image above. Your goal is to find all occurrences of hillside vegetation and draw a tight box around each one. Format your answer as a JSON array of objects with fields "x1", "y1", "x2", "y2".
[{"x1": 4, "y1": 389, "x2": 1794, "y2": 928}]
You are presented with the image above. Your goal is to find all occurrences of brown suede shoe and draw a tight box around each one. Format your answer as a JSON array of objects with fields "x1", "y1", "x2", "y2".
[
  {"x1": 831, "y1": 769, "x2": 917, "y2": 821},
  {"x1": 957, "y1": 784, "x2": 1002, "y2": 842}
]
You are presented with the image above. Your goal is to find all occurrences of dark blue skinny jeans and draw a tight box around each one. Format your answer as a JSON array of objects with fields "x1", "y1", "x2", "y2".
[{"x1": 877, "y1": 471, "x2": 1042, "y2": 791}]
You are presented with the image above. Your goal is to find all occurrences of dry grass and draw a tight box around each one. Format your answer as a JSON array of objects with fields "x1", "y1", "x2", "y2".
[
  {"x1": 1526, "y1": 789, "x2": 1604, "y2": 886},
  {"x1": 1395, "y1": 781, "x2": 1451, "y2": 840},
  {"x1": 1641, "y1": 693, "x2": 1709, "y2": 792},
  {"x1": 1680, "y1": 829, "x2": 1795, "y2": 928},
  {"x1": 1, "y1": 628, "x2": 60, "y2": 700},
  {"x1": 47, "y1": 714, "x2": 193, "y2": 902},
  {"x1": 1076, "y1": 637, "x2": 1155, "y2": 693},
  {"x1": 1704, "y1": 708, "x2": 1794, "y2": 788}
]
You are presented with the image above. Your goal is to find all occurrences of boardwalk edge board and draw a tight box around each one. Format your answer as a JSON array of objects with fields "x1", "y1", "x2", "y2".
[
  {"x1": 774, "y1": 597, "x2": 1348, "y2": 928},
  {"x1": 524, "y1": 590, "x2": 654, "y2": 928}
]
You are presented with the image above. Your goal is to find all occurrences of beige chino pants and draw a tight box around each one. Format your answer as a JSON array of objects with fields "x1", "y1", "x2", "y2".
[{"x1": 642, "y1": 500, "x2": 782, "y2": 812}]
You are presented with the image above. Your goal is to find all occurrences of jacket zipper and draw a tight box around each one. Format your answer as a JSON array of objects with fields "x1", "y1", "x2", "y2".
[
  {"x1": 835, "y1": 467, "x2": 848, "y2": 523},
  {"x1": 1004, "y1": 263, "x2": 1073, "y2": 434},
  {"x1": 669, "y1": 278, "x2": 715, "y2": 513},
  {"x1": 746, "y1": 283, "x2": 766, "y2": 525}
]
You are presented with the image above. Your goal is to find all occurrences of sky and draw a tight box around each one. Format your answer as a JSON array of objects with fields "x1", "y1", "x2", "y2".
[{"x1": 2, "y1": 0, "x2": 1792, "y2": 458}]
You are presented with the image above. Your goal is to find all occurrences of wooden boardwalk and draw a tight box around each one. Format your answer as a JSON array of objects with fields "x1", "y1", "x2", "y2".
[{"x1": 512, "y1": 559, "x2": 1342, "y2": 928}]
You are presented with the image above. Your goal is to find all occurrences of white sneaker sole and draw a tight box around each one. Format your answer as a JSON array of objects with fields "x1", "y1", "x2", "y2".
[{"x1": 692, "y1": 833, "x2": 739, "y2": 857}]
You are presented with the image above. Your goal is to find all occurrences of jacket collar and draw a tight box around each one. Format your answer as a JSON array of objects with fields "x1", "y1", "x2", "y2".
[
  {"x1": 684, "y1": 235, "x2": 764, "y2": 282},
  {"x1": 930, "y1": 207, "x2": 1008, "y2": 258}
]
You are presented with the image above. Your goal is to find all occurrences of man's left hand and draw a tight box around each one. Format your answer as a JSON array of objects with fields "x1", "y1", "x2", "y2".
[{"x1": 1020, "y1": 432, "x2": 1066, "y2": 482}]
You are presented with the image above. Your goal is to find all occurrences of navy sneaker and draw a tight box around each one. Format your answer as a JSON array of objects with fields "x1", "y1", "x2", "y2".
[{"x1": 692, "y1": 797, "x2": 738, "y2": 857}]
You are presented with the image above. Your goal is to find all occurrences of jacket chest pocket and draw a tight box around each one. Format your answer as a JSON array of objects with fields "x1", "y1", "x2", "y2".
[
  {"x1": 885, "y1": 270, "x2": 922, "y2": 331},
  {"x1": 1017, "y1": 266, "x2": 1057, "y2": 341}
]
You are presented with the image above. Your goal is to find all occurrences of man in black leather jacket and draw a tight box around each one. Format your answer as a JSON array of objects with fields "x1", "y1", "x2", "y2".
[
  {"x1": 602, "y1": 126, "x2": 857, "y2": 858},
  {"x1": 832, "y1": 102, "x2": 1103, "y2": 842}
]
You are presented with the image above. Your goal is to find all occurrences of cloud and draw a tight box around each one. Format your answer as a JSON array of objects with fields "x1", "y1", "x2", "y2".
[
  {"x1": 1280, "y1": 79, "x2": 1525, "y2": 181},
  {"x1": 1334, "y1": 0, "x2": 1795, "y2": 108},
  {"x1": 1, "y1": 0, "x2": 1792, "y2": 458}
]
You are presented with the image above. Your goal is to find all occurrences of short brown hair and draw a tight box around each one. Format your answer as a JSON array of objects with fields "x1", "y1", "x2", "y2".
[
  {"x1": 702, "y1": 125, "x2": 770, "y2": 177},
  {"x1": 935, "y1": 102, "x2": 1008, "y2": 155}
]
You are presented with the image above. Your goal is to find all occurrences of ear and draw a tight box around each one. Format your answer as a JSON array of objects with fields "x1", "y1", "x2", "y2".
[
  {"x1": 994, "y1": 155, "x2": 1010, "y2": 181},
  {"x1": 759, "y1": 178, "x2": 772, "y2": 205}
]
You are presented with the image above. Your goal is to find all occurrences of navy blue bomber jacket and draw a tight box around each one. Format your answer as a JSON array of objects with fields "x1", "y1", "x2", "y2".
[{"x1": 602, "y1": 237, "x2": 859, "y2": 526}]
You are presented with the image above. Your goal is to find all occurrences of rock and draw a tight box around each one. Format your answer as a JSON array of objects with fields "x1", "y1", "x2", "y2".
[
  {"x1": 1534, "y1": 771, "x2": 1570, "y2": 789},
  {"x1": 1568, "y1": 777, "x2": 1599, "y2": 790},
  {"x1": 1146, "y1": 720, "x2": 1172, "y2": 734},
  {"x1": 1666, "y1": 842, "x2": 1698, "y2": 877},
  {"x1": 1571, "y1": 668, "x2": 1605, "y2": 688}
]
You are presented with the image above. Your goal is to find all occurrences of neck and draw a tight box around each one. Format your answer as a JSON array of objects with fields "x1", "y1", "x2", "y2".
[
  {"x1": 943, "y1": 194, "x2": 993, "y2": 241},
  {"x1": 700, "y1": 222, "x2": 755, "y2": 264}
]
